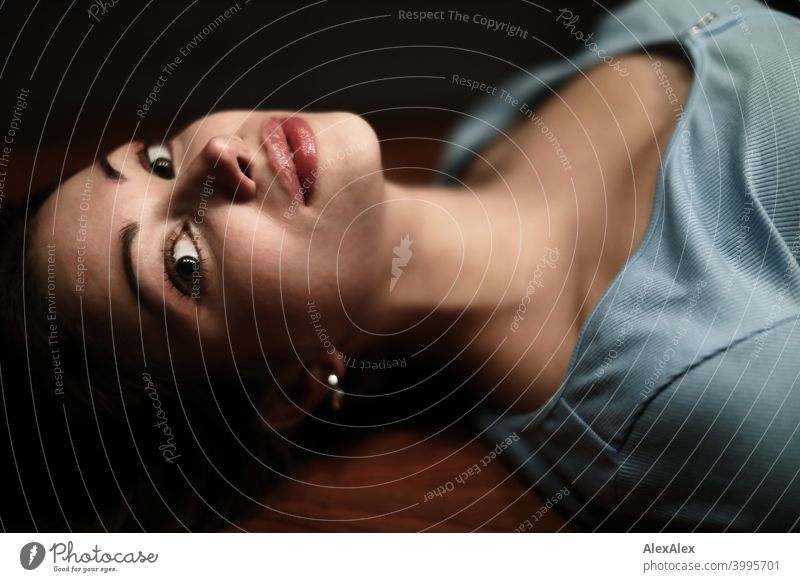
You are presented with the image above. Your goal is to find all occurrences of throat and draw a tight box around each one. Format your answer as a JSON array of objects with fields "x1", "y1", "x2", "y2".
[{"x1": 346, "y1": 179, "x2": 572, "y2": 360}]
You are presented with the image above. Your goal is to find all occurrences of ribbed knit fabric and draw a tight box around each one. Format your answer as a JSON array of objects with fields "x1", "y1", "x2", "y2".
[{"x1": 441, "y1": 0, "x2": 800, "y2": 531}]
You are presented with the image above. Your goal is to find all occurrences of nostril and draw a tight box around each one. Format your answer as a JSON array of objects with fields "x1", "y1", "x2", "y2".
[{"x1": 238, "y1": 157, "x2": 251, "y2": 179}]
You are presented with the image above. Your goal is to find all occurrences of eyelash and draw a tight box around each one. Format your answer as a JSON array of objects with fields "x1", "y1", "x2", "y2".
[
  {"x1": 163, "y1": 222, "x2": 206, "y2": 300},
  {"x1": 139, "y1": 140, "x2": 176, "y2": 179},
  {"x1": 139, "y1": 139, "x2": 204, "y2": 299}
]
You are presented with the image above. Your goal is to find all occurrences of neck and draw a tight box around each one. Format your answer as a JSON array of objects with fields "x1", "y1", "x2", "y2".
[{"x1": 337, "y1": 177, "x2": 566, "y2": 361}]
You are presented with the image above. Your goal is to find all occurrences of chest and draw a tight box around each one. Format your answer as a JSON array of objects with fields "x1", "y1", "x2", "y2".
[{"x1": 462, "y1": 51, "x2": 693, "y2": 411}]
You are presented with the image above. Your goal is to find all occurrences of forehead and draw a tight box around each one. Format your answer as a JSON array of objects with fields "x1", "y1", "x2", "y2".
[
  {"x1": 32, "y1": 163, "x2": 142, "y2": 329},
  {"x1": 37, "y1": 162, "x2": 134, "y2": 253}
]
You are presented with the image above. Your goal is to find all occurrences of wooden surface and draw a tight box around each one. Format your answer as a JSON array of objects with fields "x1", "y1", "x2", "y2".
[{"x1": 234, "y1": 427, "x2": 567, "y2": 532}]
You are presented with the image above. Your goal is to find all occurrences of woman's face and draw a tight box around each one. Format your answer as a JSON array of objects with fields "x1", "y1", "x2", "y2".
[{"x1": 34, "y1": 110, "x2": 385, "y2": 373}]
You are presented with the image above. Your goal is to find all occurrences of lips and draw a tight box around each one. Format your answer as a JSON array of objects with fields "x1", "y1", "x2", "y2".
[{"x1": 262, "y1": 116, "x2": 318, "y2": 205}]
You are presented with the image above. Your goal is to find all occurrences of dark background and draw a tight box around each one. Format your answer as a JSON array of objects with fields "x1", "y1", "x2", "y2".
[
  {"x1": 0, "y1": 0, "x2": 797, "y2": 196},
  {"x1": 2, "y1": 0, "x2": 800, "y2": 532}
]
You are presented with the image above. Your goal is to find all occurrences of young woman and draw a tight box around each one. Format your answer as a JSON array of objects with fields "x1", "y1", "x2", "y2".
[{"x1": 2, "y1": 0, "x2": 799, "y2": 531}]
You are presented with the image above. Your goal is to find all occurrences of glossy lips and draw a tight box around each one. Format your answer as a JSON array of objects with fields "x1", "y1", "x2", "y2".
[{"x1": 262, "y1": 116, "x2": 318, "y2": 205}]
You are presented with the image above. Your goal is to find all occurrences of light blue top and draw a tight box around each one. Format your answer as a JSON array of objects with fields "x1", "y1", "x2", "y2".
[{"x1": 441, "y1": 0, "x2": 800, "y2": 531}]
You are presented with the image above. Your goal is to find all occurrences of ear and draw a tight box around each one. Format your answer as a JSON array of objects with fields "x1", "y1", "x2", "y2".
[{"x1": 256, "y1": 350, "x2": 346, "y2": 431}]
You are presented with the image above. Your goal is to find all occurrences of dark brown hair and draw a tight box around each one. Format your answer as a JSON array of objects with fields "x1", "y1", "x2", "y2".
[{"x1": 0, "y1": 183, "x2": 288, "y2": 532}]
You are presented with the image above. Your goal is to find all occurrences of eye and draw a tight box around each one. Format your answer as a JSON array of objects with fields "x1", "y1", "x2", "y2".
[
  {"x1": 142, "y1": 142, "x2": 175, "y2": 179},
  {"x1": 165, "y1": 224, "x2": 204, "y2": 298}
]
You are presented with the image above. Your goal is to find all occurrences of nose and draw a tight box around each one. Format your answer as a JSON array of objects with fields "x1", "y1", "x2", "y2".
[{"x1": 175, "y1": 135, "x2": 257, "y2": 204}]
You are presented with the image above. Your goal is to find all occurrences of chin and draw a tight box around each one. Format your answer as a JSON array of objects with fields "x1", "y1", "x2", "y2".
[
  {"x1": 297, "y1": 113, "x2": 385, "y2": 326},
  {"x1": 311, "y1": 111, "x2": 383, "y2": 205}
]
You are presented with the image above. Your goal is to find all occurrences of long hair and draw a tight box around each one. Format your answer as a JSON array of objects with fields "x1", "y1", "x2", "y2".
[{"x1": 0, "y1": 182, "x2": 289, "y2": 532}]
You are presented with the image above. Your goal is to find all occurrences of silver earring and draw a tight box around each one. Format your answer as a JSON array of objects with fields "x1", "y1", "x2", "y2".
[{"x1": 328, "y1": 373, "x2": 344, "y2": 411}]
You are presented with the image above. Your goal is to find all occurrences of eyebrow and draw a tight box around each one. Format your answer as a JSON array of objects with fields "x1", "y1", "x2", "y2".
[
  {"x1": 120, "y1": 221, "x2": 155, "y2": 315},
  {"x1": 100, "y1": 155, "x2": 127, "y2": 182}
]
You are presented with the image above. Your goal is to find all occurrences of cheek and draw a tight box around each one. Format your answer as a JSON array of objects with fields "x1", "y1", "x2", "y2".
[
  {"x1": 219, "y1": 214, "x2": 314, "y2": 328},
  {"x1": 222, "y1": 224, "x2": 282, "y2": 300},
  {"x1": 208, "y1": 130, "x2": 386, "y2": 346},
  {"x1": 302, "y1": 190, "x2": 386, "y2": 333}
]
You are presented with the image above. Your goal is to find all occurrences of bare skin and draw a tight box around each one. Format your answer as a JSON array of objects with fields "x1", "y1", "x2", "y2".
[
  {"x1": 471, "y1": 50, "x2": 693, "y2": 411},
  {"x1": 34, "y1": 50, "x2": 692, "y2": 423},
  {"x1": 348, "y1": 49, "x2": 693, "y2": 412}
]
